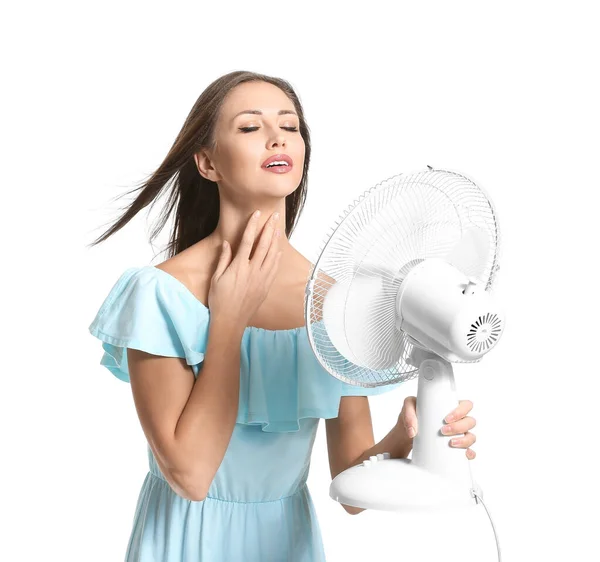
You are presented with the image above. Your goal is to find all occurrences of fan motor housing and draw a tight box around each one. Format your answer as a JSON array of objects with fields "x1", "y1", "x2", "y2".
[{"x1": 396, "y1": 258, "x2": 505, "y2": 362}]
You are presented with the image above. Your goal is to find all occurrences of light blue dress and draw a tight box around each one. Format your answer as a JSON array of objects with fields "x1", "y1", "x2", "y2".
[{"x1": 89, "y1": 266, "x2": 400, "y2": 561}]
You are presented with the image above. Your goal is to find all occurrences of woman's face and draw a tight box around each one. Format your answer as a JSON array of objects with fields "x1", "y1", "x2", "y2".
[{"x1": 197, "y1": 81, "x2": 306, "y2": 198}]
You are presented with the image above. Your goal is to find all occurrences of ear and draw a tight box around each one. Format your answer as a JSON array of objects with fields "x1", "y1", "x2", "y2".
[{"x1": 194, "y1": 149, "x2": 222, "y2": 182}]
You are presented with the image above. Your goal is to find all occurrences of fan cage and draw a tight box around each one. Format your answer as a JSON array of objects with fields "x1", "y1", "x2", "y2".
[{"x1": 304, "y1": 167, "x2": 501, "y2": 387}]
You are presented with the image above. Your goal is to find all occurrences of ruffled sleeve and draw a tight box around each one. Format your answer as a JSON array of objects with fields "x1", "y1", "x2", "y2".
[
  {"x1": 88, "y1": 265, "x2": 404, "y2": 432},
  {"x1": 88, "y1": 267, "x2": 209, "y2": 383}
]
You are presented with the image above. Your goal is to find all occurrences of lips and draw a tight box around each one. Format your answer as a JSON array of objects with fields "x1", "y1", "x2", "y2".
[{"x1": 261, "y1": 154, "x2": 293, "y2": 169}]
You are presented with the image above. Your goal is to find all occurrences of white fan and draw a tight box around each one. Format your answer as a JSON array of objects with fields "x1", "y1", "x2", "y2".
[{"x1": 304, "y1": 166, "x2": 504, "y2": 560}]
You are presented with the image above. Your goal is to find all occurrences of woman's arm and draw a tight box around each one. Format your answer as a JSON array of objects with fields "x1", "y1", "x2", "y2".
[
  {"x1": 128, "y1": 318, "x2": 246, "y2": 501},
  {"x1": 325, "y1": 396, "x2": 412, "y2": 515}
]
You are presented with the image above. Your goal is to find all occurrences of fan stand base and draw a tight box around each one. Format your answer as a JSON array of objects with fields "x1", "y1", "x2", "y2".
[
  {"x1": 329, "y1": 457, "x2": 478, "y2": 513},
  {"x1": 330, "y1": 354, "x2": 479, "y2": 513}
]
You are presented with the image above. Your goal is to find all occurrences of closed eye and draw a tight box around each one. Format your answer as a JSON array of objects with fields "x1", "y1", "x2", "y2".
[{"x1": 239, "y1": 126, "x2": 299, "y2": 133}]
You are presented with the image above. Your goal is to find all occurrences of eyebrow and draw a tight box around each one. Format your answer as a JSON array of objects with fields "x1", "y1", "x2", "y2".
[{"x1": 232, "y1": 109, "x2": 298, "y2": 121}]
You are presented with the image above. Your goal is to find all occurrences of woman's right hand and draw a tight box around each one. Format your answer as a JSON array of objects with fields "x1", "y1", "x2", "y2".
[{"x1": 207, "y1": 210, "x2": 282, "y2": 331}]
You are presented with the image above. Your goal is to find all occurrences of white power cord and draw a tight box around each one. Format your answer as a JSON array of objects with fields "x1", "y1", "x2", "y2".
[{"x1": 470, "y1": 486, "x2": 501, "y2": 562}]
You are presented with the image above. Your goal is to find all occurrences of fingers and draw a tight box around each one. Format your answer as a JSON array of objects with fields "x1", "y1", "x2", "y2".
[
  {"x1": 401, "y1": 395, "x2": 477, "y2": 458},
  {"x1": 252, "y1": 211, "x2": 280, "y2": 268},
  {"x1": 263, "y1": 249, "x2": 283, "y2": 287},
  {"x1": 213, "y1": 240, "x2": 232, "y2": 280},
  {"x1": 238, "y1": 210, "x2": 262, "y2": 262},
  {"x1": 449, "y1": 431, "x2": 476, "y2": 449},
  {"x1": 402, "y1": 396, "x2": 418, "y2": 438},
  {"x1": 260, "y1": 223, "x2": 282, "y2": 275},
  {"x1": 444, "y1": 399, "x2": 473, "y2": 423},
  {"x1": 441, "y1": 415, "x2": 476, "y2": 436}
]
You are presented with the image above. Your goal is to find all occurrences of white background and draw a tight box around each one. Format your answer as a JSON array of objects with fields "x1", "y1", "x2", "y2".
[{"x1": 2, "y1": 1, "x2": 598, "y2": 561}]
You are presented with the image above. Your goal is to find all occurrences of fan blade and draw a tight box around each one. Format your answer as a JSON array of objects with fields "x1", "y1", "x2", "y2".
[
  {"x1": 322, "y1": 273, "x2": 404, "y2": 370},
  {"x1": 445, "y1": 227, "x2": 490, "y2": 281}
]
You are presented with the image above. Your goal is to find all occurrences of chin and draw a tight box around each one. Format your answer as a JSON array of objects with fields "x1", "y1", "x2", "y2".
[{"x1": 265, "y1": 175, "x2": 302, "y2": 192}]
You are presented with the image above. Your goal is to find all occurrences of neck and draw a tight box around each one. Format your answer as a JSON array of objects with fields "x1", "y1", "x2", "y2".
[{"x1": 205, "y1": 203, "x2": 293, "y2": 262}]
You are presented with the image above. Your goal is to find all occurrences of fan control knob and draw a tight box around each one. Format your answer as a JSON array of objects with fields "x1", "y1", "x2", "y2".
[
  {"x1": 383, "y1": 452, "x2": 391, "y2": 459},
  {"x1": 376, "y1": 453, "x2": 384, "y2": 460},
  {"x1": 463, "y1": 279, "x2": 479, "y2": 295},
  {"x1": 362, "y1": 460, "x2": 372, "y2": 468},
  {"x1": 369, "y1": 455, "x2": 378, "y2": 463}
]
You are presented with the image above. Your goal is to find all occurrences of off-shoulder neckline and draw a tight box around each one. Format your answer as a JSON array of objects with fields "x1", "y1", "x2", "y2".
[{"x1": 146, "y1": 265, "x2": 307, "y2": 335}]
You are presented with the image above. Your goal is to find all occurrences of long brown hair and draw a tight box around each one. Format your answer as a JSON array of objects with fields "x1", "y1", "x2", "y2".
[{"x1": 87, "y1": 70, "x2": 311, "y2": 258}]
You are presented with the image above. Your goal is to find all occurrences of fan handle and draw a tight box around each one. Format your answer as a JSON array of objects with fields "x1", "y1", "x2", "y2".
[{"x1": 411, "y1": 352, "x2": 474, "y2": 489}]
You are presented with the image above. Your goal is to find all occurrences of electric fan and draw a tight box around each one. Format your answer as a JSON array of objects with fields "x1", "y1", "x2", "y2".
[{"x1": 304, "y1": 166, "x2": 504, "y2": 559}]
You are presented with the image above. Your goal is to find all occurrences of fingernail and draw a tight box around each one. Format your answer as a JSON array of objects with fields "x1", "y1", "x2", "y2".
[
  {"x1": 442, "y1": 425, "x2": 452, "y2": 434},
  {"x1": 407, "y1": 427, "x2": 416, "y2": 438},
  {"x1": 451, "y1": 438, "x2": 460, "y2": 446},
  {"x1": 445, "y1": 414, "x2": 455, "y2": 423},
  {"x1": 254, "y1": 210, "x2": 261, "y2": 218},
  {"x1": 273, "y1": 212, "x2": 279, "y2": 220}
]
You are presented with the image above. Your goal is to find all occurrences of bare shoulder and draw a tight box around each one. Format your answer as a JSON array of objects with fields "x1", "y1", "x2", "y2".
[
  {"x1": 153, "y1": 239, "x2": 218, "y2": 305},
  {"x1": 301, "y1": 255, "x2": 336, "y2": 323}
]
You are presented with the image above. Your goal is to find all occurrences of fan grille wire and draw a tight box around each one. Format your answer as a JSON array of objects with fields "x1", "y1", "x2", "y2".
[{"x1": 304, "y1": 168, "x2": 501, "y2": 387}]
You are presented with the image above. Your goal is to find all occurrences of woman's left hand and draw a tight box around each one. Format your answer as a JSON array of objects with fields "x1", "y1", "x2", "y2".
[{"x1": 397, "y1": 396, "x2": 477, "y2": 460}]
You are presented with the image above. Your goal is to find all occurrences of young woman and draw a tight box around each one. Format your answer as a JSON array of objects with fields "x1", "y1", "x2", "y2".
[{"x1": 88, "y1": 70, "x2": 478, "y2": 561}]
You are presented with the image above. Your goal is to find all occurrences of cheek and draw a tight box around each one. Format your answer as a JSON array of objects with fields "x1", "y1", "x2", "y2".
[
  {"x1": 220, "y1": 142, "x2": 260, "y2": 177},
  {"x1": 294, "y1": 141, "x2": 306, "y2": 174}
]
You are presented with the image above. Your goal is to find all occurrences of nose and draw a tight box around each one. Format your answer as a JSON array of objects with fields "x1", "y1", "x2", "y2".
[{"x1": 268, "y1": 132, "x2": 286, "y2": 149}]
